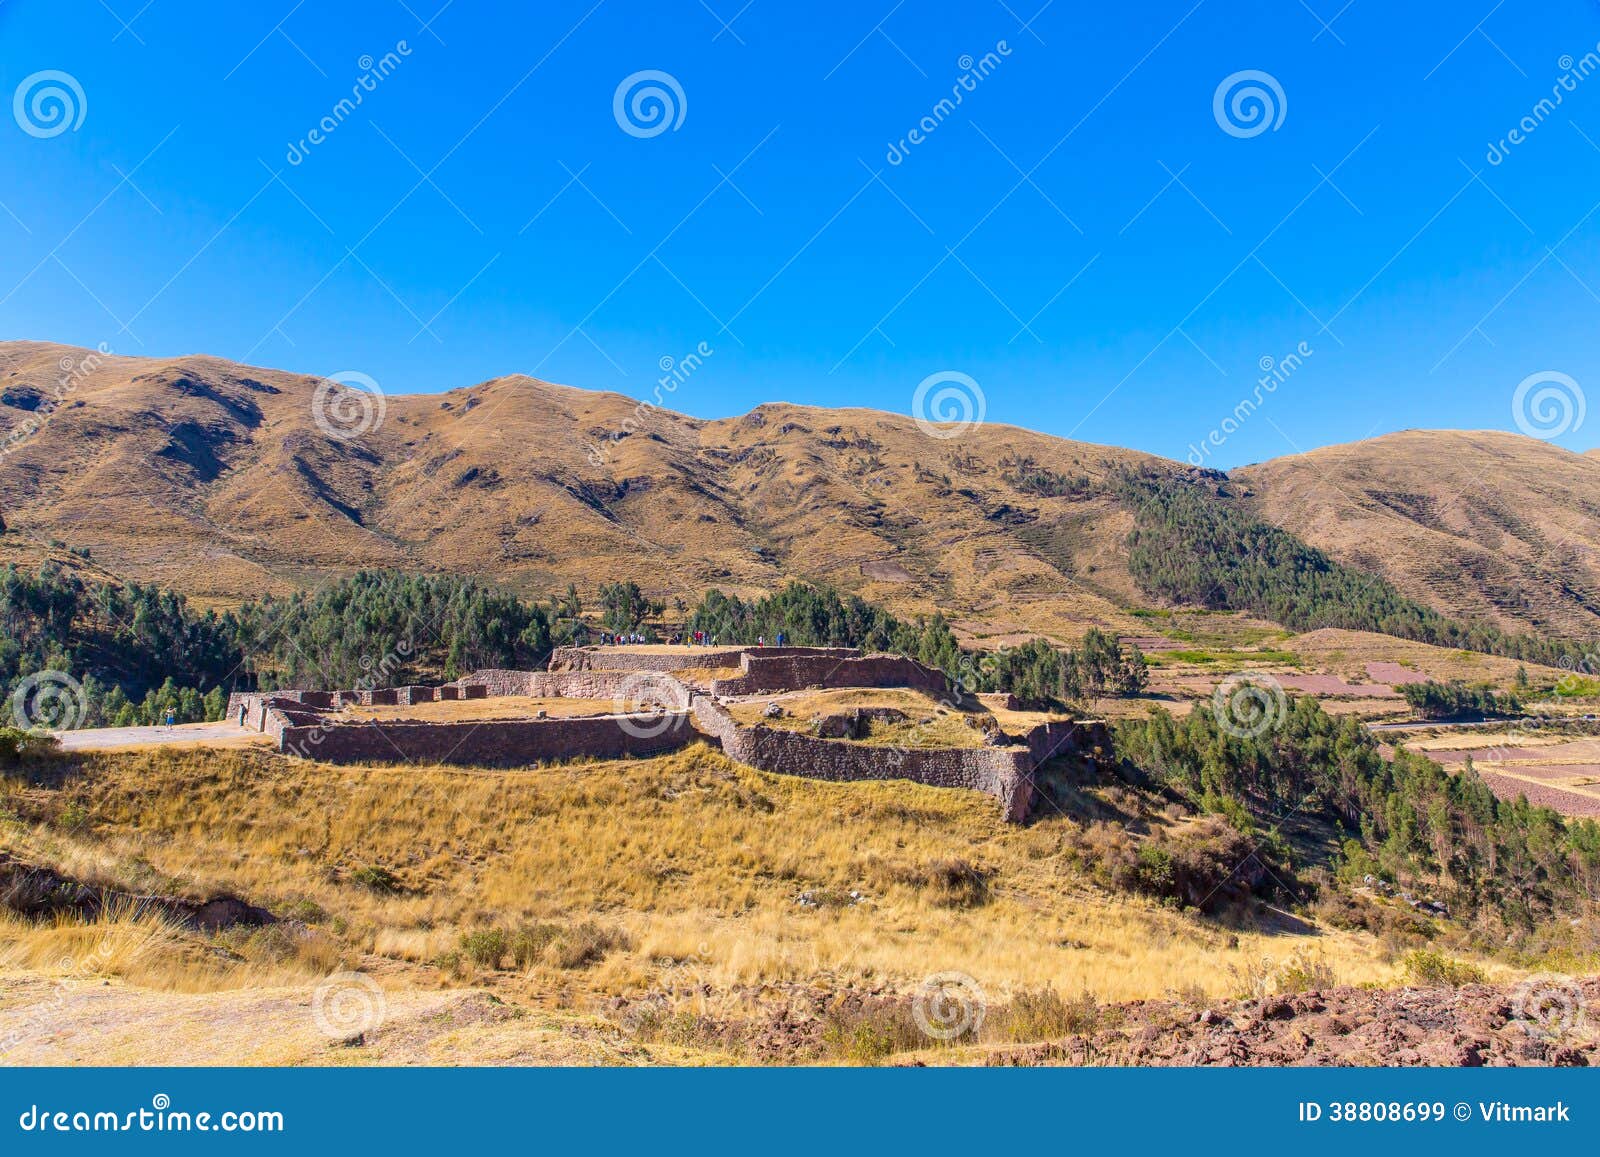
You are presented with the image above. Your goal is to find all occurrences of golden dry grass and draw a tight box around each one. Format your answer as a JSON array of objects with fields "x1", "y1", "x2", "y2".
[
  {"x1": 0, "y1": 902, "x2": 345, "y2": 996},
  {"x1": 1, "y1": 744, "x2": 1472, "y2": 1012}
]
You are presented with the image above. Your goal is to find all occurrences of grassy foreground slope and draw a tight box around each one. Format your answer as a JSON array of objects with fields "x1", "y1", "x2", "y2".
[{"x1": 2, "y1": 743, "x2": 1448, "y2": 1065}]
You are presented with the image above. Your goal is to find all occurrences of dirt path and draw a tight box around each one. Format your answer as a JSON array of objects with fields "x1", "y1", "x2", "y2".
[
  {"x1": 0, "y1": 971, "x2": 666, "y2": 1066},
  {"x1": 52, "y1": 723, "x2": 265, "y2": 752}
]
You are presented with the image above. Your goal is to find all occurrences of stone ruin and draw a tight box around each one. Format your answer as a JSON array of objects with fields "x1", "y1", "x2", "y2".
[{"x1": 227, "y1": 645, "x2": 1109, "y2": 823}]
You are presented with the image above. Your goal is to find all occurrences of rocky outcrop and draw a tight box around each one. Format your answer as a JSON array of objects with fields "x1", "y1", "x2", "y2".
[{"x1": 0, "y1": 853, "x2": 274, "y2": 932}]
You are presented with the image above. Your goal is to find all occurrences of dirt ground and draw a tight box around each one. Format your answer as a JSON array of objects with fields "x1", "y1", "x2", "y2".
[
  {"x1": 986, "y1": 978, "x2": 1600, "y2": 1067},
  {"x1": 1401, "y1": 730, "x2": 1600, "y2": 818},
  {"x1": 51, "y1": 723, "x2": 268, "y2": 753}
]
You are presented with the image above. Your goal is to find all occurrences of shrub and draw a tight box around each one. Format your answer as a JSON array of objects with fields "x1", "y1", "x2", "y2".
[
  {"x1": 993, "y1": 987, "x2": 1102, "y2": 1041},
  {"x1": 505, "y1": 921, "x2": 630, "y2": 970},
  {"x1": 0, "y1": 726, "x2": 60, "y2": 768},
  {"x1": 819, "y1": 1002, "x2": 926, "y2": 1064},
  {"x1": 508, "y1": 923, "x2": 560, "y2": 969},
  {"x1": 1401, "y1": 950, "x2": 1486, "y2": 987},
  {"x1": 1275, "y1": 952, "x2": 1337, "y2": 994},
  {"x1": 281, "y1": 899, "x2": 328, "y2": 924},
  {"x1": 349, "y1": 865, "x2": 400, "y2": 894},
  {"x1": 546, "y1": 921, "x2": 630, "y2": 969},
  {"x1": 459, "y1": 928, "x2": 508, "y2": 969},
  {"x1": 1132, "y1": 844, "x2": 1175, "y2": 895}
]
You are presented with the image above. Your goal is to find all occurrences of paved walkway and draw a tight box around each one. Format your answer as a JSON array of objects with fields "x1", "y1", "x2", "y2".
[{"x1": 52, "y1": 722, "x2": 259, "y2": 751}]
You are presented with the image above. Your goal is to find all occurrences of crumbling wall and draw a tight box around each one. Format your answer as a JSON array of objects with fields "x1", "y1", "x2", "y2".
[{"x1": 716, "y1": 723, "x2": 1035, "y2": 821}]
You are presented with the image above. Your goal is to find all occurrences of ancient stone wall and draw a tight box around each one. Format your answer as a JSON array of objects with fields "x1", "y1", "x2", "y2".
[
  {"x1": 709, "y1": 652, "x2": 951, "y2": 698},
  {"x1": 715, "y1": 723, "x2": 1036, "y2": 821},
  {"x1": 550, "y1": 646, "x2": 746, "y2": 672},
  {"x1": 455, "y1": 669, "x2": 689, "y2": 705},
  {"x1": 231, "y1": 661, "x2": 1104, "y2": 824},
  {"x1": 691, "y1": 693, "x2": 1033, "y2": 818},
  {"x1": 277, "y1": 712, "x2": 694, "y2": 767},
  {"x1": 550, "y1": 645, "x2": 861, "y2": 673}
]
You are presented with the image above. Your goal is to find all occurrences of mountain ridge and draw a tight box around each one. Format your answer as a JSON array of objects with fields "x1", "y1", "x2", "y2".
[{"x1": 3, "y1": 341, "x2": 1597, "y2": 644}]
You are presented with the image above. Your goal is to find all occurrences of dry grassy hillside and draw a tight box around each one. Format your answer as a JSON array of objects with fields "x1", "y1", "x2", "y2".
[
  {"x1": 1235, "y1": 430, "x2": 1600, "y2": 638},
  {"x1": 0, "y1": 341, "x2": 1172, "y2": 638},
  {"x1": 2, "y1": 742, "x2": 1483, "y2": 1065}
]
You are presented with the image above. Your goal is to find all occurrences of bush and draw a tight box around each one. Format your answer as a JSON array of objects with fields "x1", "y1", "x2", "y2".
[
  {"x1": 460, "y1": 928, "x2": 508, "y2": 969},
  {"x1": 1132, "y1": 844, "x2": 1175, "y2": 895},
  {"x1": 1275, "y1": 952, "x2": 1337, "y2": 994},
  {"x1": 349, "y1": 865, "x2": 401, "y2": 894},
  {"x1": 818, "y1": 1002, "x2": 926, "y2": 1064},
  {"x1": 993, "y1": 987, "x2": 1102, "y2": 1041},
  {"x1": 504, "y1": 921, "x2": 630, "y2": 970},
  {"x1": 1401, "y1": 950, "x2": 1487, "y2": 987},
  {"x1": 508, "y1": 924, "x2": 560, "y2": 969},
  {"x1": 0, "y1": 726, "x2": 60, "y2": 767},
  {"x1": 546, "y1": 921, "x2": 630, "y2": 969}
]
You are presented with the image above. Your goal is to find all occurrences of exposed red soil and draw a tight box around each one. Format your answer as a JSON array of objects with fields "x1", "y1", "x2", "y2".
[
  {"x1": 985, "y1": 979, "x2": 1600, "y2": 1067},
  {"x1": 1367, "y1": 661, "x2": 1430, "y2": 685},
  {"x1": 1277, "y1": 674, "x2": 1399, "y2": 697},
  {"x1": 1476, "y1": 772, "x2": 1600, "y2": 817}
]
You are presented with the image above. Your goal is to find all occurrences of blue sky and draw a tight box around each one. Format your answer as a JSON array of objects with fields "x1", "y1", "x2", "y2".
[{"x1": 3, "y1": 0, "x2": 1600, "y2": 467}]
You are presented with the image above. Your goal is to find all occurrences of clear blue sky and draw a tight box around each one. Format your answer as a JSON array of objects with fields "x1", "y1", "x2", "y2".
[{"x1": 3, "y1": 0, "x2": 1600, "y2": 467}]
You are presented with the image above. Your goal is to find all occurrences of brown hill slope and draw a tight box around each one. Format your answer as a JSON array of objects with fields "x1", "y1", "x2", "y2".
[
  {"x1": 1234, "y1": 430, "x2": 1600, "y2": 638},
  {"x1": 0, "y1": 342, "x2": 1168, "y2": 636},
  {"x1": 7, "y1": 343, "x2": 1600, "y2": 642}
]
